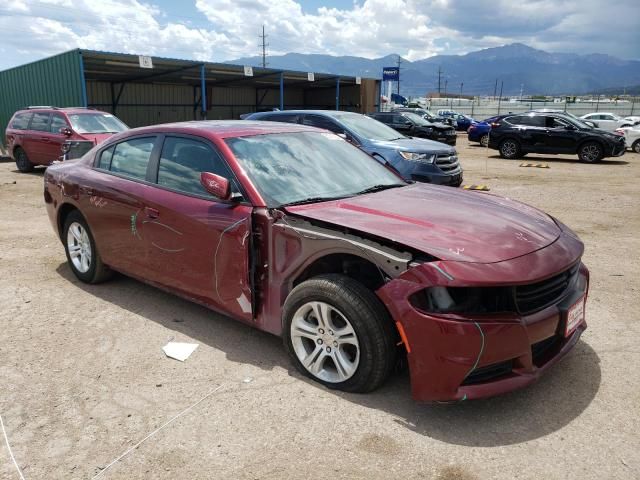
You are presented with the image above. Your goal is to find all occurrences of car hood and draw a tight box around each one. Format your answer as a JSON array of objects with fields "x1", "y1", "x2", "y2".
[
  {"x1": 368, "y1": 136, "x2": 454, "y2": 153},
  {"x1": 76, "y1": 133, "x2": 117, "y2": 144},
  {"x1": 285, "y1": 184, "x2": 561, "y2": 263},
  {"x1": 420, "y1": 122, "x2": 451, "y2": 130}
]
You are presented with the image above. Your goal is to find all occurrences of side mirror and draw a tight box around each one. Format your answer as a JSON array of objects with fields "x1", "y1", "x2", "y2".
[
  {"x1": 564, "y1": 124, "x2": 577, "y2": 130},
  {"x1": 200, "y1": 172, "x2": 230, "y2": 200},
  {"x1": 60, "y1": 127, "x2": 73, "y2": 137}
]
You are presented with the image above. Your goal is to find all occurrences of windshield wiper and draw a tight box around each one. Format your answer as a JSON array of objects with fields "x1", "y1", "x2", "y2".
[
  {"x1": 280, "y1": 195, "x2": 348, "y2": 207},
  {"x1": 356, "y1": 184, "x2": 405, "y2": 195}
]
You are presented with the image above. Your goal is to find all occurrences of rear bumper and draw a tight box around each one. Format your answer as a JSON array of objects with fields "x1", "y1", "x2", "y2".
[{"x1": 376, "y1": 237, "x2": 588, "y2": 402}]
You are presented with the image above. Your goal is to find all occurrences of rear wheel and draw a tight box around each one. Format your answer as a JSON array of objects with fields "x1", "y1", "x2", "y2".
[
  {"x1": 283, "y1": 274, "x2": 396, "y2": 393},
  {"x1": 632, "y1": 140, "x2": 640, "y2": 154},
  {"x1": 499, "y1": 138, "x2": 521, "y2": 159},
  {"x1": 578, "y1": 142, "x2": 604, "y2": 163},
  {"x1": 480, "y1": 134, "x2": 489, "y2": 147},
  {"x1": 14, "y1": 148, "x2": 34, "y2": 173},
  {"x1": 63, "y1": 210, "x2": 112, "y2": 284}
]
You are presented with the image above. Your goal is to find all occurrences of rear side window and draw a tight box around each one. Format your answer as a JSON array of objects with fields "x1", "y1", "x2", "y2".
[
  {"x1": 301, "y1": 115, "x2": 343, "y2": 133},
  {"x1": 157, "y1": 137, "x2": 236, "y2": 196},
  {"x1": 372, "y1": 114, "x2": 391, "y2": 124},
  {"x1": 109, "y1": 137, "x2": 155, "y2": 181},
  {"x1": 29, "y1": 112, "x2": 51, "y2": 132},
  {"x1": 50, "y1": 114, "x2": 69, "y2": 133},
  {"x1": 10, "y1": 112, "x2": 32, "y2": 130},
  {"x1": 98, "y1": 145, "x2": 115, "y2": 170},
  {"x1": 261, "y1": 114, "x2": 299, "y2": 123}
]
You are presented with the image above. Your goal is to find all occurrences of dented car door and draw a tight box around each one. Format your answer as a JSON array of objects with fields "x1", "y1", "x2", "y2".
[{"x1": 140, "y1": 135, "x2": 253, "y2": 320}]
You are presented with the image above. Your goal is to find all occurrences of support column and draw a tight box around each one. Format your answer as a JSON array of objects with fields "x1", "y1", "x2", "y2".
[
  {"x1": 335, "y1": 77, "x2": 341, "y2": 110},
  {"x1": 279, "y1": 72, "x2": 284, "y2": 110},
  {"x1": 78, "y1": 51, "x2": 88, "y2": 108},
  {"x1": 200, "y1": 64, "x2": 207, "y2": 119}
]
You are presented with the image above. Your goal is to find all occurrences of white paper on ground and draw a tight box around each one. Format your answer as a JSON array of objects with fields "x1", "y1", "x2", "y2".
[{"x1": 162, "y1": 342, "x2": 199, "y2": 361}]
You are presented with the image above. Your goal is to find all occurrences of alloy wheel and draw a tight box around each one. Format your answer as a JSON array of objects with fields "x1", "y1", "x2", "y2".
[
  {"x1": 66, "y1": 221, "x2": 92, "y2": 273},
  {"x1": 480, "y1": 134, "x2": 489, "y2": 147},
  {"x1": 581, "y1": 144, "x2": 601, "y2": 162},
  {"x1": 290, "y1": 301, "x2": 360, "y2": 383},
  {"x1": 501, "y1": 140, "x2": 517, "y2": 157}
]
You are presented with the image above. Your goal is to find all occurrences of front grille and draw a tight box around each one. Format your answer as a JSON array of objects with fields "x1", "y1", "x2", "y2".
[
  {"x1": 532, "y1": 335, "x2": 561, "y2": 366},
  {"x1": 445, "y1": 129, "x2": 456, "y2": 135},
  {"x1": 435, "y1": 153, "x2": 460, "y2": 172},
  {"x1": 462, "y1": 360, "x2": 513, "y2": 385},
  {"x1": 515, "y1": 264, "x2": 578, "y2": 314}
]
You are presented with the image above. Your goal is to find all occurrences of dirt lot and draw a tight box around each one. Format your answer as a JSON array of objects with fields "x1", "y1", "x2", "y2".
[{"x1": 1, "y1": 136, "x2": 639, "y2": 480}]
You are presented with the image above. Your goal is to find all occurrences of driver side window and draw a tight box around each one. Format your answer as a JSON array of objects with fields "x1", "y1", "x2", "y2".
[
  {"x1": 156, "y1": 136, "x2": 240, "y2": 198},
  {"x1": 301, "y1": 115, "x2": 343, "y2": 134}
]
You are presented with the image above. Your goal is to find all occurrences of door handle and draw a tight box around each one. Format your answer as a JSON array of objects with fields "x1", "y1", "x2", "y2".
[{"x1": 144, "y1": 207, "x2": 160, "y2": 219}]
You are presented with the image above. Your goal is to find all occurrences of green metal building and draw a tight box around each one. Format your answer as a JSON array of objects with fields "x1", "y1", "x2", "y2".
[{"x1": 0, "y1": 49, "x2": 380, "y2": 150}]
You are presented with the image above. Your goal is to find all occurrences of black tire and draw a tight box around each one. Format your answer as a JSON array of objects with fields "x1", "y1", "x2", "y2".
[
  {"x1": 480, "y1": 134, "x2": 489, "y2": 147},
  {"x1": 632, "y1": 140, "x2": 640, "y2": 154},
  {"x1": 14, "y1": 148, "x2": 34, "y2": 173},
  {"x1": 499, "y1": 138, "x2": 521, "y2": 159},
  {"x1": 283, "y1": 274, "x2": 396, "y2": 393},
  {"x1": 62, "y1": 210, "x2": 112, "y2": 284},
  {"x1": 578, "y1": 141, "x2": 604, "y2": 163}
]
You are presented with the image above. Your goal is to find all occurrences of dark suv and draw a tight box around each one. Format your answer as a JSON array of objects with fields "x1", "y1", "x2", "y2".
[
  {"x1": 245, "y1": 110, "x2": 462, "y2": 186},
  {"x1": 5, "y1": 107, "x2": 128, "y2": 172},
  {"x1": 368, "y1": 111, "x2": 457, "y2": 146},
  {"x1": 488, "y1": 112, "x2": 626, "y2": 162}
]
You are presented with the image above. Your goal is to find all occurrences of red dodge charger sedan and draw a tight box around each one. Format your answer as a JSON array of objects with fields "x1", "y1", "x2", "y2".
[{"x1": 44, "y1": 121, "x2": 589, "y2": 402}]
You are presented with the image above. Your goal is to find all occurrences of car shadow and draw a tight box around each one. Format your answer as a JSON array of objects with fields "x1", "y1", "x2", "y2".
[
  {"x1": 10, "y1": 167, "x2": 47, "y2": 175},
  {"x1": 54, "y1": 263, "x2": 601, "y2": 447},
  {"x1": 488, "y1": 155, "x2": 629, "y2": 166}
]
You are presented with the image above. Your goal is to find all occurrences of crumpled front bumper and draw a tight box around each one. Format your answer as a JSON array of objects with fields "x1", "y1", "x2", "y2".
[{"x1": 376, "y1": 231, "x2": 588, "y2": 402}]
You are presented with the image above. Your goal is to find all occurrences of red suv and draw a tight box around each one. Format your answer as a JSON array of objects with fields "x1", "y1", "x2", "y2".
[{"x1": 5, "y1": 107, "x2": 128, "y2": 172}]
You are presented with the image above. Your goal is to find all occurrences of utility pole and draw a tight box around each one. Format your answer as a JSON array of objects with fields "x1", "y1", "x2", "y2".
[
  {"x1": 259, "y1": 25, "x2": 269, "y2": 68},
  {"x1": 493, "y1": 78, "x2": 498, "y2": 100},
  {"x1": 438, "y1": 67, "x2": 442, "y2": 95},
  {"x1": 444, "y1": 79, "x2": 448, "y2": 98},
  {"x1": 396, "y1": 55, "x2": 402, "y2": 95},
  {"x1": 497, "y1": 80, "x2": 504, "y2": 114},
  {"x1": 459, "y1": 82, "x2": 463, "y2": 106},
  {"x1": 519, "y1": 83, "x2": 524, "y2": 102}
]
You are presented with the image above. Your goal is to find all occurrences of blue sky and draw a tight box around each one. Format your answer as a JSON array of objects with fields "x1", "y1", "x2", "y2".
[{"x1": 0, "y1": 0, "x2": 637, "y2": 71}]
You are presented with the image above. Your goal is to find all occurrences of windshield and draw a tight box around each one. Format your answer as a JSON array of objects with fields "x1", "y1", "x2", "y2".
[
  {"x1": 403, "y1": 112, "x2": 431, "y2": 126},
  {"x1": 337, "y1": 113, "x2": 403, "y2": 141},
  {"x1": 226, "y1": 131, "x2": 405, "y2": 207},
  {"x1": 68, "y1": 113, "x2": 128, "y2": 134}
]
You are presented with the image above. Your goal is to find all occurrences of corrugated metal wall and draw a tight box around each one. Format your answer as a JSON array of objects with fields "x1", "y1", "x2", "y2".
[
  {"x1": 208, "y1": 85, "x2": 303, "y2": 119},
  {"x1": 87, "y1": 81, "x2": 196, "y2": 127},
  {"x1": 0, "y1": 50, "x2": 84, "y2": 148}
]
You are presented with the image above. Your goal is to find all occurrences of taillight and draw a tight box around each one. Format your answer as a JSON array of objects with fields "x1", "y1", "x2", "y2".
[
  {"x1": 490, "y1": 122, "x2": 500, "y2": 128},
  {"x1": 614, "y1": 129, "x2": 625, "y2": 135}
]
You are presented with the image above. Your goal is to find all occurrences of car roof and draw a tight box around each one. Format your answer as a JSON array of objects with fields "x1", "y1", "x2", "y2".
[
  {"x1": 15, "y1": 107, "x2": 108, "y2": 115},
  {"x1": 250, "y1": 110, "x2": 361, "y2": 119},
  {"x1": 115, "y1": 120, "x2": 320, "y2": 139}
]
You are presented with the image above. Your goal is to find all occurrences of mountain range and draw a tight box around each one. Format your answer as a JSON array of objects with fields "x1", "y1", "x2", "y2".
[{"x1": 229, "y1": 43, "x2": 640, "y2": 97}]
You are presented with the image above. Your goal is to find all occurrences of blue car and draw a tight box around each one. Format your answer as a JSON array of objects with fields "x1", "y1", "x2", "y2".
[
  {"x1": 245, "y1": 110, "x2": 463, "y2": 187},
  {"x1": 437, "y1": 110, "x2": 477, "y2": 131},
  {"x1": 467, "y1": 116, "x2": 498, "y2": 147}
]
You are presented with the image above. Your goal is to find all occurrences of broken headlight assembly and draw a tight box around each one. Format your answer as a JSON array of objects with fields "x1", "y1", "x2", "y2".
[
  {"x1": 399, "y1": 151, "x2": 435, "y2": 163},
  {"x1": 409, "y1": 286, "x2": 515, "y2": 315}
]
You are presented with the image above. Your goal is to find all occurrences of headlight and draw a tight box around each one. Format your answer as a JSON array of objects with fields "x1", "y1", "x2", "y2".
[
  {"x1": 399, "y1": 151, "x2": 435, "y2": 163},
  {"x1": 409, "y1": 286, "x2": 514, "y2": 315}
]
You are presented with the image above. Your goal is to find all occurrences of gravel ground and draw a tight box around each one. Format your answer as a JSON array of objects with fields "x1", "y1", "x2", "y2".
[{"x1": 0, "y1": 136, "x2": 639, "y2": 480}]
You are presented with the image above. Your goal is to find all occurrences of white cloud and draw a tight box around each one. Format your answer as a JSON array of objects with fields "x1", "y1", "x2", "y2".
[{"x1": 0, "y1": 0, "x2": 637, "y2": 70}]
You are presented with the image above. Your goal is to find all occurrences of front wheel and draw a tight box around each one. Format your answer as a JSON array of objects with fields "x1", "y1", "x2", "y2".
[
  {"x1": 578, "y1": 142, "x2": 604, "y2": 163},
  {"x1": 63, "y1": 210, "x2": 112, "y2": 283},
  {"x1": 15, "y1": 148, "x2": 34, "y2": 173},
  {"x1": 283, "y1": 274, "x2": 396, "y2": 393},
  {"x1": 499, "y1": 138, "x2": 521, "y2": 159}
]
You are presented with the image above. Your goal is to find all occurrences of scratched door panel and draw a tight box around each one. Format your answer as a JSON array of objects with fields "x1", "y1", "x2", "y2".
[
  {"x1": 142, "y1": 188, "x2": 254, "y2": 321},
  {"x1": 81, "y1": 168, "x2": 153, "y2": 276}
]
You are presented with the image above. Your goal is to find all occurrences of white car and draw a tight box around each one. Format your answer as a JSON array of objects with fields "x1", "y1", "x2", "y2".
[
  {"x1": 616, "y1": 126, "x2": 640, "y2": 153},
  {"x1": 623, "y1": 116, "x2": 640, "y2": 126},
  {"x1": 580, "y1": 112, "x2": 634, "y2": 131}
]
